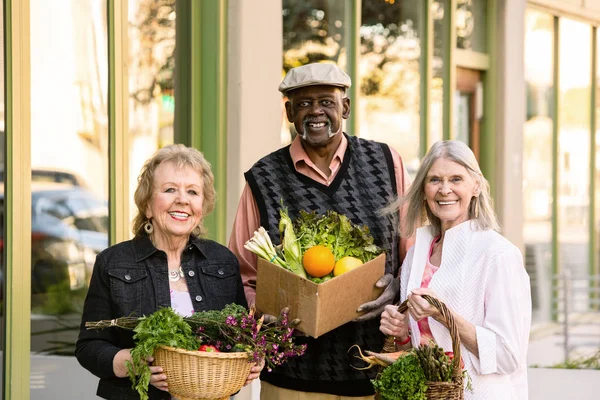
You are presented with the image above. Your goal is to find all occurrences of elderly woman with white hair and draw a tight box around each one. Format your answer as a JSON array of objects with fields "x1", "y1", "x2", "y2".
[{"x1": 379, "y1": 140, "x2": 532, "y2": 399}]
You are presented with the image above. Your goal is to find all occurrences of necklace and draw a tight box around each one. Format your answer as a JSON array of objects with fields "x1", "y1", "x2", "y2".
[{"x1": 169, "y1": 266, "x2": 184, "y2": 282}]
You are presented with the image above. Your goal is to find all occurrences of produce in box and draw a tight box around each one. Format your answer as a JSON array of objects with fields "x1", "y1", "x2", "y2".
[{"x1": 244, "y1": 206, "x2": 384, "y2": 283}]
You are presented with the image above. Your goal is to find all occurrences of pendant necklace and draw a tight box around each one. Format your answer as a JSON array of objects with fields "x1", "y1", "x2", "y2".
[{"x1": 169, "y1": 266, "x2": 184, "y2": 282}]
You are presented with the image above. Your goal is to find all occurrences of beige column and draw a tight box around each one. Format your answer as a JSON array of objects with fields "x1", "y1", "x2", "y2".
[{"x1": 226, "y1": 0, "x2": 284, "y2": 241}]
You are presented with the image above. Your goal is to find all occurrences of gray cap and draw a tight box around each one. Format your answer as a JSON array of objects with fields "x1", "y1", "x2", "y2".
[{"x1": 279, "y1": 63, "x2": 351, "y2": 94}]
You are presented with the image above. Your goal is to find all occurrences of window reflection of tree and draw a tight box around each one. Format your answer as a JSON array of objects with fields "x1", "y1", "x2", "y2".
[
  {"x1": 282, "y1": 0, "x2": 348, "y2": 72},
  {"x1": 129, "y1": 0, "x2": 176, "y2": 142}
]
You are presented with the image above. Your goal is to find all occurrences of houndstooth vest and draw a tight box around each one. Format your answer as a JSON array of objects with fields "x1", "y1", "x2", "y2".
[{"x1": 244, "y1": 134, "x2": 401, "y2": 394}]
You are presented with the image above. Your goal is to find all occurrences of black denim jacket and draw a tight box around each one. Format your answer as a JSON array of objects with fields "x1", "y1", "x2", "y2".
[{"x1": 75, "y1": 235, "x2": 247, "y2": 400}]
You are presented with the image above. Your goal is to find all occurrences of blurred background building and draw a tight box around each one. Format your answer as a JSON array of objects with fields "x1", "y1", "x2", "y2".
[{"x1": 1, "y1": 0, "x2": 599, "y2": 398}]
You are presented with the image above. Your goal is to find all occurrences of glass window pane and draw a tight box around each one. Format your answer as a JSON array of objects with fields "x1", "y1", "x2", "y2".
[
  {"x1": 523, "y1": 9, "x2": 554, "y2": 323},
  {"x1": 128, "y1": 0, "x2": 176, "y2": 224},
  {"x1": 596, "y1": 29, "x2": 600, "y2": 289},
  {"x1": 359, "y1": 0, "x2": 422, "y2": 176},
  {"x1": 282, "y1": 0, "x2": 350, "y2": 143},
  {"x1": 456, "y1": 0, "x2": 487, "y2": 52},
  {"x1": 30, "y1": 0, "x2": 108, "y2": 397},
  {"x1": 558, "y1": 18, "x2": 591, "y2": 312},
  {"x1": 431, "y1": 0, "x2": 448, "y2": 146}
]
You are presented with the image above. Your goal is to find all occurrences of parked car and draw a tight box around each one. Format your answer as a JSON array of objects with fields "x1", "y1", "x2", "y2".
[
  {"x1": 0, "y1": 167, "x2": 90, "y2": 188},
  {"x1": 0, "y1": 183, "x2": 108, "y2": 304}
]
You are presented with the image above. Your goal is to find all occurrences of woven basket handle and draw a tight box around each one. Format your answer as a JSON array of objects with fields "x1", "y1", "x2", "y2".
[{"x1": 395, "y1": 294, "x2": 463, "y2": 379}]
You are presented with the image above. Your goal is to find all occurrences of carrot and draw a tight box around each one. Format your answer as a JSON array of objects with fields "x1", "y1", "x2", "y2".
[{"x1": 349, "y1": 344, "x2": 409, "y2": 369}]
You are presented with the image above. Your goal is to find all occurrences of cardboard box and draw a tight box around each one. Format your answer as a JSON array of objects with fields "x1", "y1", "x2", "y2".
[{"x1": 255, "y1": 253, "x2": 385, "y2": 338}]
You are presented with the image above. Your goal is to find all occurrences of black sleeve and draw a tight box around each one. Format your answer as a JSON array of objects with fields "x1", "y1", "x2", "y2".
[{"x1": 75, "y1": 252, "x2": 122, "y2": 379}]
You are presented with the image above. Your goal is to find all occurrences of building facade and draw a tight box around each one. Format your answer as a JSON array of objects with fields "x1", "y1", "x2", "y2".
[{"x1": 1, "y1": 0, "x2": 599, "y2": 398}]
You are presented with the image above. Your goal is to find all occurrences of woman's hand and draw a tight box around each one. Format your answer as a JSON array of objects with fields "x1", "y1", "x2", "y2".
[
  {"x1": 113, "y1": 350, "x2": 168, "y2": 392},
  {"x1": 113, "y1": 349, "x2": 132, "y2": 378},
  {"x1": 244, "y1": 358, "x2": 265, "y2": 386},
  {"x1": 147, "y1": 356, "x2": 168, "y2": 391},
  {"x1": 379, "y1": 304, "x2": 409, "y2": 340},
  {"x1": 408, "y1": 288, "x2": 443, "y2": 322}
]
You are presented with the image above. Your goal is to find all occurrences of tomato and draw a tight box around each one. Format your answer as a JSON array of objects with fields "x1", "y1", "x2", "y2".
[
  {"x1": 199, "y1": 344, "x2": 219, "y2": 352},
  {"x1": 445, "y1": 351, "x2": 464, "y2": 369}
]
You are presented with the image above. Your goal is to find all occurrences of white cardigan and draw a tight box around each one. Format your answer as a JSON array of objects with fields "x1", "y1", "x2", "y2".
[{"x1": 400, "y1": 221, "x2": 531, "y2": 400}]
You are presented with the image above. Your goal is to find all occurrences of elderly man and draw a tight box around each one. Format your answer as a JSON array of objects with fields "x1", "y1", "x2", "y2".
[{"x1": 228, "y1": 63, "x2": 413, "y2": 399}]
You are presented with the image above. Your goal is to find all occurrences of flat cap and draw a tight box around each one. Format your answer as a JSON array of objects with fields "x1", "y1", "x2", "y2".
[{"x1": 279, "y1": 63, "x2": 351, "y2": 94}]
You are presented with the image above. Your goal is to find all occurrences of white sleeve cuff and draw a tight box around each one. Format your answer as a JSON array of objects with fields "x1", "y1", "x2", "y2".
[{"x1": 473, "y1": 326, "x2": 497, "y2": 374}]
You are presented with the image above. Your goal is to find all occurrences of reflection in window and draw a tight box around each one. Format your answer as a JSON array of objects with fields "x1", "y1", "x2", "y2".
[
  {"x1": 456, "y1": 0, "x2": 487, "y2": 52},
  {"x1": 128, "y1": 0, "x2": 176, "y2": 224},
  {"x1": 431, "y1": 0, "x2": 447, "y2": 146},
  {"x1": 281, "y1": 0, "x2": 349, "y2": 144},
  {"x1": 359, "y1": 0, "x2": 422, "y2": 175},
  {"x1": 558, "y1": 18, "x2": 591, "y2": 312},
  {"x1": 29, "y1": 2, "x2": 109, "y2": 397},
  {"x1": 595, "y1": 29, "x2": 600, "y2": 303},
  {"x1": 523, "y1": 9, "x2": 554, "y2": 321}
]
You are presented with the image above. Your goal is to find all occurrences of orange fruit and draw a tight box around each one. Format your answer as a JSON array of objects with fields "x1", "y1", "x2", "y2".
[
  {"x1": 302, "y1": 245, "x2": 335, "y2": 277},
  {"x1": 333, "y1": 256, "x2": 364, "y2": 277}
]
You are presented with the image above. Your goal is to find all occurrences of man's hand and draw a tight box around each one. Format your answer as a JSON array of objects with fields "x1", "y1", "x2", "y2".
[{"x1": 353, "y1": 273, "x2": 399, "y2": 322}]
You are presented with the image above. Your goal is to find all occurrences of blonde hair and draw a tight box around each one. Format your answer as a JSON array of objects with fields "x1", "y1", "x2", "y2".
[
  {"x1": 131, "y1": 144, "x2": 216, "y2": 238},
  {"x1": 400, "y1": 140, "x2": 499, "y2": 237}
]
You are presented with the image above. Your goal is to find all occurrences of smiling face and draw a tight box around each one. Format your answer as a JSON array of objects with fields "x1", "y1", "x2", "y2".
[
  {"x1": 285, "y1": 85, "x2": 350, "y2": 148},
  {"x1": 424, "y1": 158, "x2": 480, "y2": 232},
  {"x1": 145, "y1": 161, "x2": 204, "y2": 245}
]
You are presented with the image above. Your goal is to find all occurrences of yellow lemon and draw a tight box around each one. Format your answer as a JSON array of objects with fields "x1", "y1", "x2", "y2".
[{"x1": 333, "y1": 256, "x2": 364, "y2": 277}]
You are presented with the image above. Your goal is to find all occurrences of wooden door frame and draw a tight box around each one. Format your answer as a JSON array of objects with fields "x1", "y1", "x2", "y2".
[{"x1": 456, "y1": 67, "x2": 482, "y2": 160}]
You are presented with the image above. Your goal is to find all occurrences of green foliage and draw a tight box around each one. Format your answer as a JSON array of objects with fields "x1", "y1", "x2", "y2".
[
  {"x1": 294, "y1": 210, "x2": 383, "y2": 263},
  {"x1": 372, "y1": 353, "x2": 428, "y2": 400},
  {"x1": 127, "y1": 308, "x2": 200, "y2": 400},
  {"x1": 548, "y1": 350, "x2": 600, "y2": 370}
]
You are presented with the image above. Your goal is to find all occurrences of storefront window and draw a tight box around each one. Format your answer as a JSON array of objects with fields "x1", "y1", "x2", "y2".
[
  {"x1": 128, "y1": 0, "x2": 176, "y2": 224},
  {"x1": 558, "y1": 18, "x2": 591, "y2": 311},
  {"x1": 359, "y1": 0, "x2": 422, "y2": 176},
  {"x1": 523, "y1": 9, "x2": 554, "y2": 322},
  {"x1": 281, "y1": 0, "x2": 350, "y2": 143},
  {"x1": 595, "y1": 29, "x2": 600, "y2": 298},
  {"x1": 431, "y1": 0, "x2": 447, "y2": 146},
  {"x1": 30, "y1": 0, "x2": 108, "y2": 397},
  {"x1": 456, "y1": 0, "x2": 487, "y2": 52}
]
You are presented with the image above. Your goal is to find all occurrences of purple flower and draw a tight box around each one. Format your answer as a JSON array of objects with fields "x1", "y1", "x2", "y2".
[{"x1": 225, "y1": 316, "x2": 238, "y2": 326}]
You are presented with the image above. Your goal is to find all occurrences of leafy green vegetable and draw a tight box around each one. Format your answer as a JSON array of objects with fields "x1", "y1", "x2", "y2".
[
  {"x1": 279, "y1": 206, "x2": 307, "y2": 278},
  {"x1": 294, "y1": 210, "x2": 383, "y2": 263},
  {"x1": 127, "y1": 308, "x2": 201, "y2": 400},
  {"x1": 371, "y1": 352, "x2": 428, "y2": 400},
  {"x1": 308, "y1": 274, "x2": 333, "y2": 284}
]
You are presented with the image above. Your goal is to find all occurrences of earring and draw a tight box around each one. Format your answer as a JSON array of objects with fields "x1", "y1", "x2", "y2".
[
  {"x1": 144, "y1": 220, "x2": 154, "y2": 235},
  {"x1": 474, "y1": 197, "x2": 480, "y2": 219}
]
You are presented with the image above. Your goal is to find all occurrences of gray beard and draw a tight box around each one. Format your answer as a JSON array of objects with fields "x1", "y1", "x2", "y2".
[{"x1": 300, "y1": 118, "x2": 336, "y2": 141}]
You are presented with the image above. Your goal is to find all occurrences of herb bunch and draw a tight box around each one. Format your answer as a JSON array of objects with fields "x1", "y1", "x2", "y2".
[
  {"x1": 371, "y1": 352, "x2": 428, "y2": 400},
  {"x1": 127, "y1": 308, "x2": 201, "y2": 400}
]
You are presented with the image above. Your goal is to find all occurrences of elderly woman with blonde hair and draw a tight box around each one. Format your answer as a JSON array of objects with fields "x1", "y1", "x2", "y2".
[
  {"x1": 76, "y1": 144, "x2": 262, "y2": 400},
  {"x1": 379, "y1": 140, "x2": 532, "y2": 399}
]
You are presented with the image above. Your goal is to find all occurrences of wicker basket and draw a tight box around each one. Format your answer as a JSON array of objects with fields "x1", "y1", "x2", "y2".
[
  {"x1": 153, "y1": 345, "x2": 252, "y2": 400},
  {"x1": 380, "y1": 295, "x2": 464, "y2": 400}
]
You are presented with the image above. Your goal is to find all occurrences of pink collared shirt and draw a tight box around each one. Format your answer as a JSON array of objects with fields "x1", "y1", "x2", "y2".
[{"x1": 228, "y1": 134, "x2": 414, "y2": 305}]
